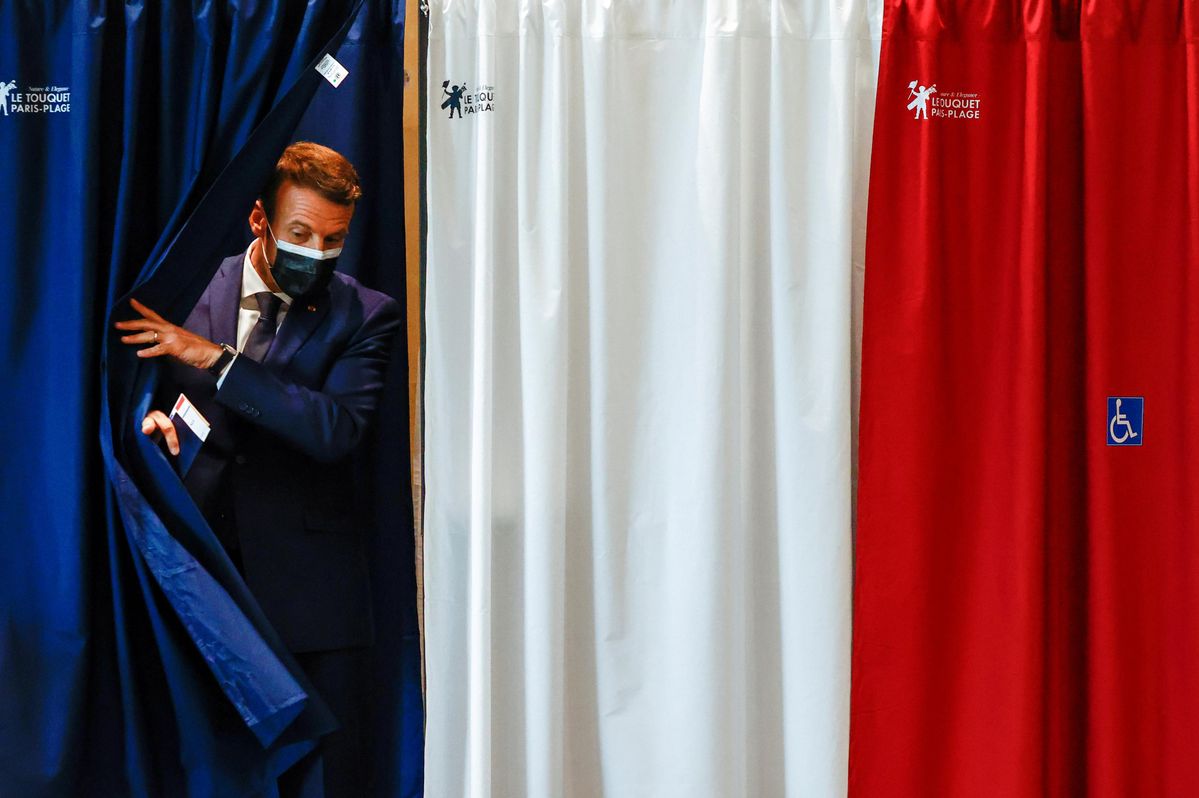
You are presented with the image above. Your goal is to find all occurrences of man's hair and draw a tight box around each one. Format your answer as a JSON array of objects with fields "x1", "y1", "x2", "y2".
[{"x1": 260, "y1": 141, "x2": 362, "y2": 223}]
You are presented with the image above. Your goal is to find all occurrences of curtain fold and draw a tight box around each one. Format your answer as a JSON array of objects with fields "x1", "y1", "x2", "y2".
[
  {"x1": 424, "y1": 1, "x2": 882, "y2": 795},
  {"x1": 853, "y1": 1, "x2": 1199, "y2": 794}
]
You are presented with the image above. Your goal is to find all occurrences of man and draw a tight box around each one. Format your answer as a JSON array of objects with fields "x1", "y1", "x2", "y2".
[{"x1": 114, "y1": 141, "x2": 402, "y2": 798}]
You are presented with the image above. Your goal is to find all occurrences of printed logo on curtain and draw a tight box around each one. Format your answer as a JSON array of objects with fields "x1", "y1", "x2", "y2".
[
  {"x1": 905, "y1": 79, "x2": 982, "y2": 121},
  {"x1": 439, "y1": 79, "x2": 496, "y2": 119},
  {"x1": 0, "y1": 80, "x2": 70, "y2": 115}
]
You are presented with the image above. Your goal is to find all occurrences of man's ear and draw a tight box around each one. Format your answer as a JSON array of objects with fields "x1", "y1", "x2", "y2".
[{"x1": 249, "y1": 199, "x2": 266, "y2": 236}]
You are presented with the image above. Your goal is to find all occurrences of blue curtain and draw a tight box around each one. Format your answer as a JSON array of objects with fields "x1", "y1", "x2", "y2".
[{"x1": 0, "y1": 2, "x2": 423, "y2": 795}]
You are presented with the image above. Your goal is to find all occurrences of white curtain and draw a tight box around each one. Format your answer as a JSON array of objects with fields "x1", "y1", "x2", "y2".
[{"x1": 424, "y1": 2, "x2": 881, "y2": 795}]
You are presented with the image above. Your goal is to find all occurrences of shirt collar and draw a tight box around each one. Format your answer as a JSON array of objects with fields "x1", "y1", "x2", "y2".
[{"x1": 242, "y1": 240, "x2": 293, "y2": 305}]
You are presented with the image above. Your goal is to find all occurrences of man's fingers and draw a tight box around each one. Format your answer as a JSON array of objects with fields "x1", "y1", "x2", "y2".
[
  {"x1": 160, "y1": 419, "x2": 180, "y2": 455},
  {"x1": 145, "y1": 411, "x2": 179, "y2": 455},
  {"x1": 136, "y1": 344, "x2": 167, "y2": 358},
  {"x1": 120, "y1": 331, "x2": 158, "y2": 344},
  {"x1": 113, "y1": 318, "x2": 159, "y2": 331},
  {"x1": 129, "y1": 298, "x2": 166, "y2": 322},
  {"x1": 147, "y1": 410, "x2": 173, "y2": 431}
]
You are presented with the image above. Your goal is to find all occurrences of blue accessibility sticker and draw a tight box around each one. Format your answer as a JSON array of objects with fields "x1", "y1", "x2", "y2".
[{"x1": 1106, "y1": 396, "x2": 1144, "y2": 446}]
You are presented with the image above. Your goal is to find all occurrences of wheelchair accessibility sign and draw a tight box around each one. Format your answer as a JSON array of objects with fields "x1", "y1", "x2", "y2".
[{"x1": 1107, "y1": 397, "x2": 1144, "y2": 446}]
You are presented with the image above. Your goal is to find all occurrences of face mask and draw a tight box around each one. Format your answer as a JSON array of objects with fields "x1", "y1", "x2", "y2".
[{"x1": 260, "y1": 216, "x2": 342, "y2": 297}]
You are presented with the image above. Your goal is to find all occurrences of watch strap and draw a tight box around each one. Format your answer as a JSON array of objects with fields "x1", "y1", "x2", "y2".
[{"x1": 207, "y1": 343, "x2": 237, "y2": 376}]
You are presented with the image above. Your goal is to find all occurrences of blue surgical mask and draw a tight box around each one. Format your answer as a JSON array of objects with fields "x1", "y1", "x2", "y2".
[{"x1": 261, "y1": 217, "x2": 342, "y2": 297}]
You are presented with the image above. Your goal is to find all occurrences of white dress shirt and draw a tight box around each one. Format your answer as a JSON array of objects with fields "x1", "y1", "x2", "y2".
[{"x1": 216, "y1": 241, "x2": 292, "y2": 387}]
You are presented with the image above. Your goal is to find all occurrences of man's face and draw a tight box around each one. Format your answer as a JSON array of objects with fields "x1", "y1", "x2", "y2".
[{"x1": 250, "y1": 180, "x2": 354, "y2": 265}]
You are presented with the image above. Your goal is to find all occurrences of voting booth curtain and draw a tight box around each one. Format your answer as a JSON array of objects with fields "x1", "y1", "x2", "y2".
[
  {"x1": 853, "y1": 1, "x2": 1199, "y2": 795},
  {"x1": 0, "y1": 2, "x2": 421, "y2": 796},
  {"x1": 423, "y1": 1, "x2": 881, "y2": 795}
]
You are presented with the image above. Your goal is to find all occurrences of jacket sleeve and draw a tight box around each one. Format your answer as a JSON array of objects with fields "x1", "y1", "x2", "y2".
[{"x1": 213, "y1": 294, "x2": 403, "y2": 463}]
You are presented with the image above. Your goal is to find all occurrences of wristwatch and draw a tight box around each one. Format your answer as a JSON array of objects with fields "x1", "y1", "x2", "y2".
[{"x1": 207, "y1": 342, "x2": 238, "y2": 376}]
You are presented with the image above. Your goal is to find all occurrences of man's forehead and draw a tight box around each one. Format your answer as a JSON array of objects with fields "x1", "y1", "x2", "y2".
[
  {"x1": 280, "y1": 218, "x2": 351, "y2": 239},
  {"x1": 281, "y1": 215, "x2": 350, "y2": 229},
  {"x1": 277, "y1": 202, "x2": 353, "y2": 232},
  {"x1": 274, "y1": 181, "x2": 353, "y2": 218}
]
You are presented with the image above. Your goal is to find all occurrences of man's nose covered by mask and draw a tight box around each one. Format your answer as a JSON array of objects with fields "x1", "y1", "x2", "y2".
[{"x1": 262, "y1": 216, "x2": 342, "y2": 297}]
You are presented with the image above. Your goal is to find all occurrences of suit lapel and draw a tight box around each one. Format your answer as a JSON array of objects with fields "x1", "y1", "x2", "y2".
[
  {"x1": 265, "y1": 288, "x2": 330, "y2": 370},
  {"x1": 206, "y1": 254, "x2": 243, "y2": 347}
]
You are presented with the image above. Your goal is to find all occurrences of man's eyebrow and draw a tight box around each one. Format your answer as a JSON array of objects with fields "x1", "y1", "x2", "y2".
[{"x1": 285, "y1": 219, "x2": 313, "y2": 230}]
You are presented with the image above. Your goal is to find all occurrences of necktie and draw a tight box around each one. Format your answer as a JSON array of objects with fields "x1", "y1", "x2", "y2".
[{"x1": 241, "y1": 292, "x2": 284, "y2": 363}]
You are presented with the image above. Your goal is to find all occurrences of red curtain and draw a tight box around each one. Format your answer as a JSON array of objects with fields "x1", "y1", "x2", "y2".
[{"x1": 853, "y1": 1, "x2": 1199, "y2": 795}]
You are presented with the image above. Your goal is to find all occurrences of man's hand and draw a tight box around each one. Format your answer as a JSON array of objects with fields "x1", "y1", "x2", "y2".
[
  {"x1": 141, "y1": 410, "x2": 180, "y2": 455},
  {"x1": 114, "y1": 298, "x2": 222, "y2": 370}
]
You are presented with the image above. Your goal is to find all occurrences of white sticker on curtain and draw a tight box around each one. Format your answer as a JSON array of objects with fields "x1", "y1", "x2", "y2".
[{"x1": 315, "y1": 54, "x2": 348, "y2": 88}]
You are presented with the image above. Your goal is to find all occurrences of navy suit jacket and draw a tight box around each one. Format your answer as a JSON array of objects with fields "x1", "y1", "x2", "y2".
[{"x1": 154, "y1": 252, "x2": 402, "y2": 653}]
